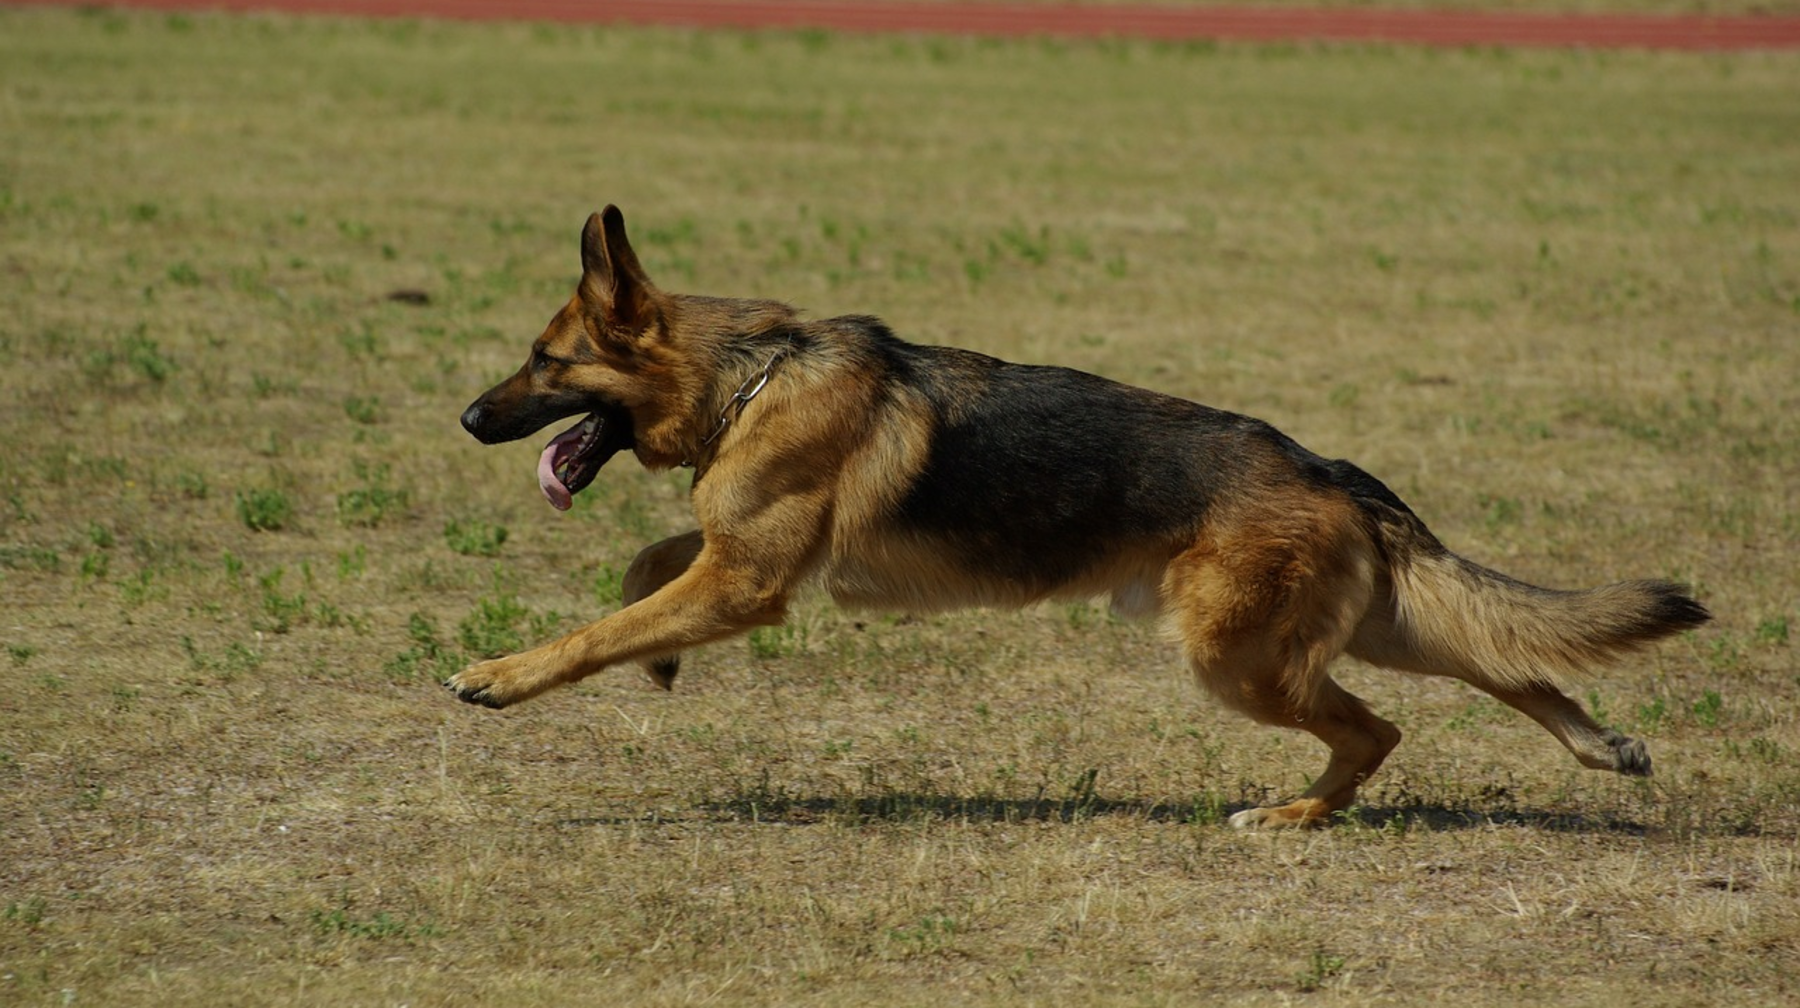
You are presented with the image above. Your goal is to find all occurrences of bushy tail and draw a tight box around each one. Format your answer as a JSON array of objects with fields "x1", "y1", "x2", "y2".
[{"x1": 1368, "y1": 515, "x2": 1710, "y2": 689}]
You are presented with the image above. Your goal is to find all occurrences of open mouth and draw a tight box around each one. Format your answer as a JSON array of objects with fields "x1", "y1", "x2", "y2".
[{"x1": 535, "y1": 406, "x2": 634, "y2": 511}]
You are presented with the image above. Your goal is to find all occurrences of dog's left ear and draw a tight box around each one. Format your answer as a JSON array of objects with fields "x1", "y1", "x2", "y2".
[{"x1": 579, "y1": 205, "x2": 657, "y2": 333}]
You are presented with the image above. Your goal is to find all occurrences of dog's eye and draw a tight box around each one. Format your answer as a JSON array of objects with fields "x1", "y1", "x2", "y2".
[{"x1": 532, "y1": 347, "x2": 560, "y2": 370}]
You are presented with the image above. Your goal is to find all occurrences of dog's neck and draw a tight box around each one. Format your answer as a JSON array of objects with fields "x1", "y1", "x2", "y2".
[{"x1": 682, "y1": 343, "x2": 792, "y2": 468}]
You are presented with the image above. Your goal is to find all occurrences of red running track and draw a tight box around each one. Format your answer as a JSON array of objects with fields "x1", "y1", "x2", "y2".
[{"x1": 9, "y1": 0, "x2": 1800, "y2": 50}]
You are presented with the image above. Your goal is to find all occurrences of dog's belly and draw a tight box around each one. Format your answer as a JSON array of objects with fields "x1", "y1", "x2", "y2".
[
  {"x1": 822, "y1": 555, "x2": 1030, "y2": 612},
  {"x1": 820, "y1": 530, "x2": 1169, "y2": 617}
]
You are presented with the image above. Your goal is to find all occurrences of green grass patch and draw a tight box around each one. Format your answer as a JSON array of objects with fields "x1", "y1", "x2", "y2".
[
  {"x1": 235, "y1": 487, "x2": 294, "y2": 532},
  {"x1": 443, "y1": 517, "x2": 508, "y2": 557}
]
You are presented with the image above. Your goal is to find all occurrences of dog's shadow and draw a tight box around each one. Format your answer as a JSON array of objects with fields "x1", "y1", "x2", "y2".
[{"x1": 555, "y1": 792, "x2": 1650, "y2": 835}]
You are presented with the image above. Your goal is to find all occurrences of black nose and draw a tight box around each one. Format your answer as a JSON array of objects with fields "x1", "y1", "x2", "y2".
[{"x1": 460, "y1": 402, "x2": 486, "y2": 436}]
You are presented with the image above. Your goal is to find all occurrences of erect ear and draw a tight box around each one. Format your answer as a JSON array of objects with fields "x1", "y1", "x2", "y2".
[{"x1": 578, "y1": 205, "x2": 657, "y2": 332}]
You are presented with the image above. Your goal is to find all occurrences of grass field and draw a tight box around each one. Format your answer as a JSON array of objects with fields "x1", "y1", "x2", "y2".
[{"x1": 2, "y1": 7, "x2": 1798, "y2": 1005}]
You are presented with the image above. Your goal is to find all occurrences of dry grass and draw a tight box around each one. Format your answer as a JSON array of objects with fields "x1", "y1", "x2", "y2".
[{"x1": 2, "y1": 8, "x2": 1797, "y2": 1005}]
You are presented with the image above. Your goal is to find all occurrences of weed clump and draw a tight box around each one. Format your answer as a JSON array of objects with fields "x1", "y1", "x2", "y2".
[{"x1": 235, "y1": 487, "x2": 293, "y2": 532}]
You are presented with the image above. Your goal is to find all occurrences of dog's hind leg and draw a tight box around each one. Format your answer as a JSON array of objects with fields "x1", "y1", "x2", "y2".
[
  {"x1": 621, "y1": 530, "x2": 704, "y2": 689},
  {"x1": 1215, "y1": 673, "x2": 1402, "y2": 829},
  {"x1": 1348, "y1": 613, "x2": 1652, "y2": 776},
  {"x1": 1478, "y1": 683, "x2": 1651, "y2": 776},
  {"x1": 1181, "y1": 601, "x2": 1400, "y2": 827},
  {"x1": 1169, "y1": 501, "x2": 1396, "y2": 829}
]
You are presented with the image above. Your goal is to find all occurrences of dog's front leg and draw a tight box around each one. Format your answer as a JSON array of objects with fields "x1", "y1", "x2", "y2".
[
  {"x1": 444, "y1": 561, "x2": 789, "y2": 709},
  {"x1": 621, "y1": 530, "x2": 706, "y2": 690}
]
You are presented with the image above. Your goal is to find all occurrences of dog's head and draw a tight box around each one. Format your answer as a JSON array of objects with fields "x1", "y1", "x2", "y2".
[{"x1": 459, "y1": 205, "x2": 662, "y2": 510}]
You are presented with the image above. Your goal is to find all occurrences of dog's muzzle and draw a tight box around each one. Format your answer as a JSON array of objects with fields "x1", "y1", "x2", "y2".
[
  {"x1": 460, "y1": 402, "x2": 491, "y2": 439},
  {"x1": 459, "y1": 396, "x2": 529, "y2": 445}
]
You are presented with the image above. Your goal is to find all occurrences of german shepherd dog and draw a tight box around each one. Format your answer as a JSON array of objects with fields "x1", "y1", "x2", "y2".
[{"x1": 451, "y1": 206, "x2": 1709, "y2": 828}]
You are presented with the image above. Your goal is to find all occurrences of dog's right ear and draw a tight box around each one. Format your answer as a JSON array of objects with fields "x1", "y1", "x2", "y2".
[{"x1": 579, "y1": 205, "x2": 657, "y2": 333}]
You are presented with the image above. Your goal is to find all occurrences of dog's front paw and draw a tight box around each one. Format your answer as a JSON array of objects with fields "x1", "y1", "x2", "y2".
[{"x1": 444, "y1": 658, "x2": 524, "y2": 709}]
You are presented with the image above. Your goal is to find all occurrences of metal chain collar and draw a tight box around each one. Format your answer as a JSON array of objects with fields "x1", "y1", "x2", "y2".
[{"x1": 697, "y1": 345, "x2": 790, "y2": 451}]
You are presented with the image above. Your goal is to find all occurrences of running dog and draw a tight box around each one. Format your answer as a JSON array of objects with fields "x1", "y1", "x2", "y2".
[{"x1": 449, "y1": 206, "x2": 1709, "y2": 828}]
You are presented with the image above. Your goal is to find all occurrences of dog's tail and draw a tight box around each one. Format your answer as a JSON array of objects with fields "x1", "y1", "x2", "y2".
[{"x1": 1359, "y1": 509, "x2": 1710, "y2": 689}]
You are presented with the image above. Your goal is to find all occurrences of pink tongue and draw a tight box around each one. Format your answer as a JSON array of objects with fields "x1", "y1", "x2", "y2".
[
  {"x1": 536, "y1": 447, "x2": 571, "y2": 511},
  {"x1": 536, "y1": 418, "x2": 589, "y2": 512}
]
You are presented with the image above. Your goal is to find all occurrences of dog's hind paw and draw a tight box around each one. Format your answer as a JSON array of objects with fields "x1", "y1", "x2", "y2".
[
  {"x1": 1603, "y1": 731, "x2": 1653, "y2": 777},
  {"x1": 1227, "y1": 799, "x2": 1332, "y2": 830}
]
